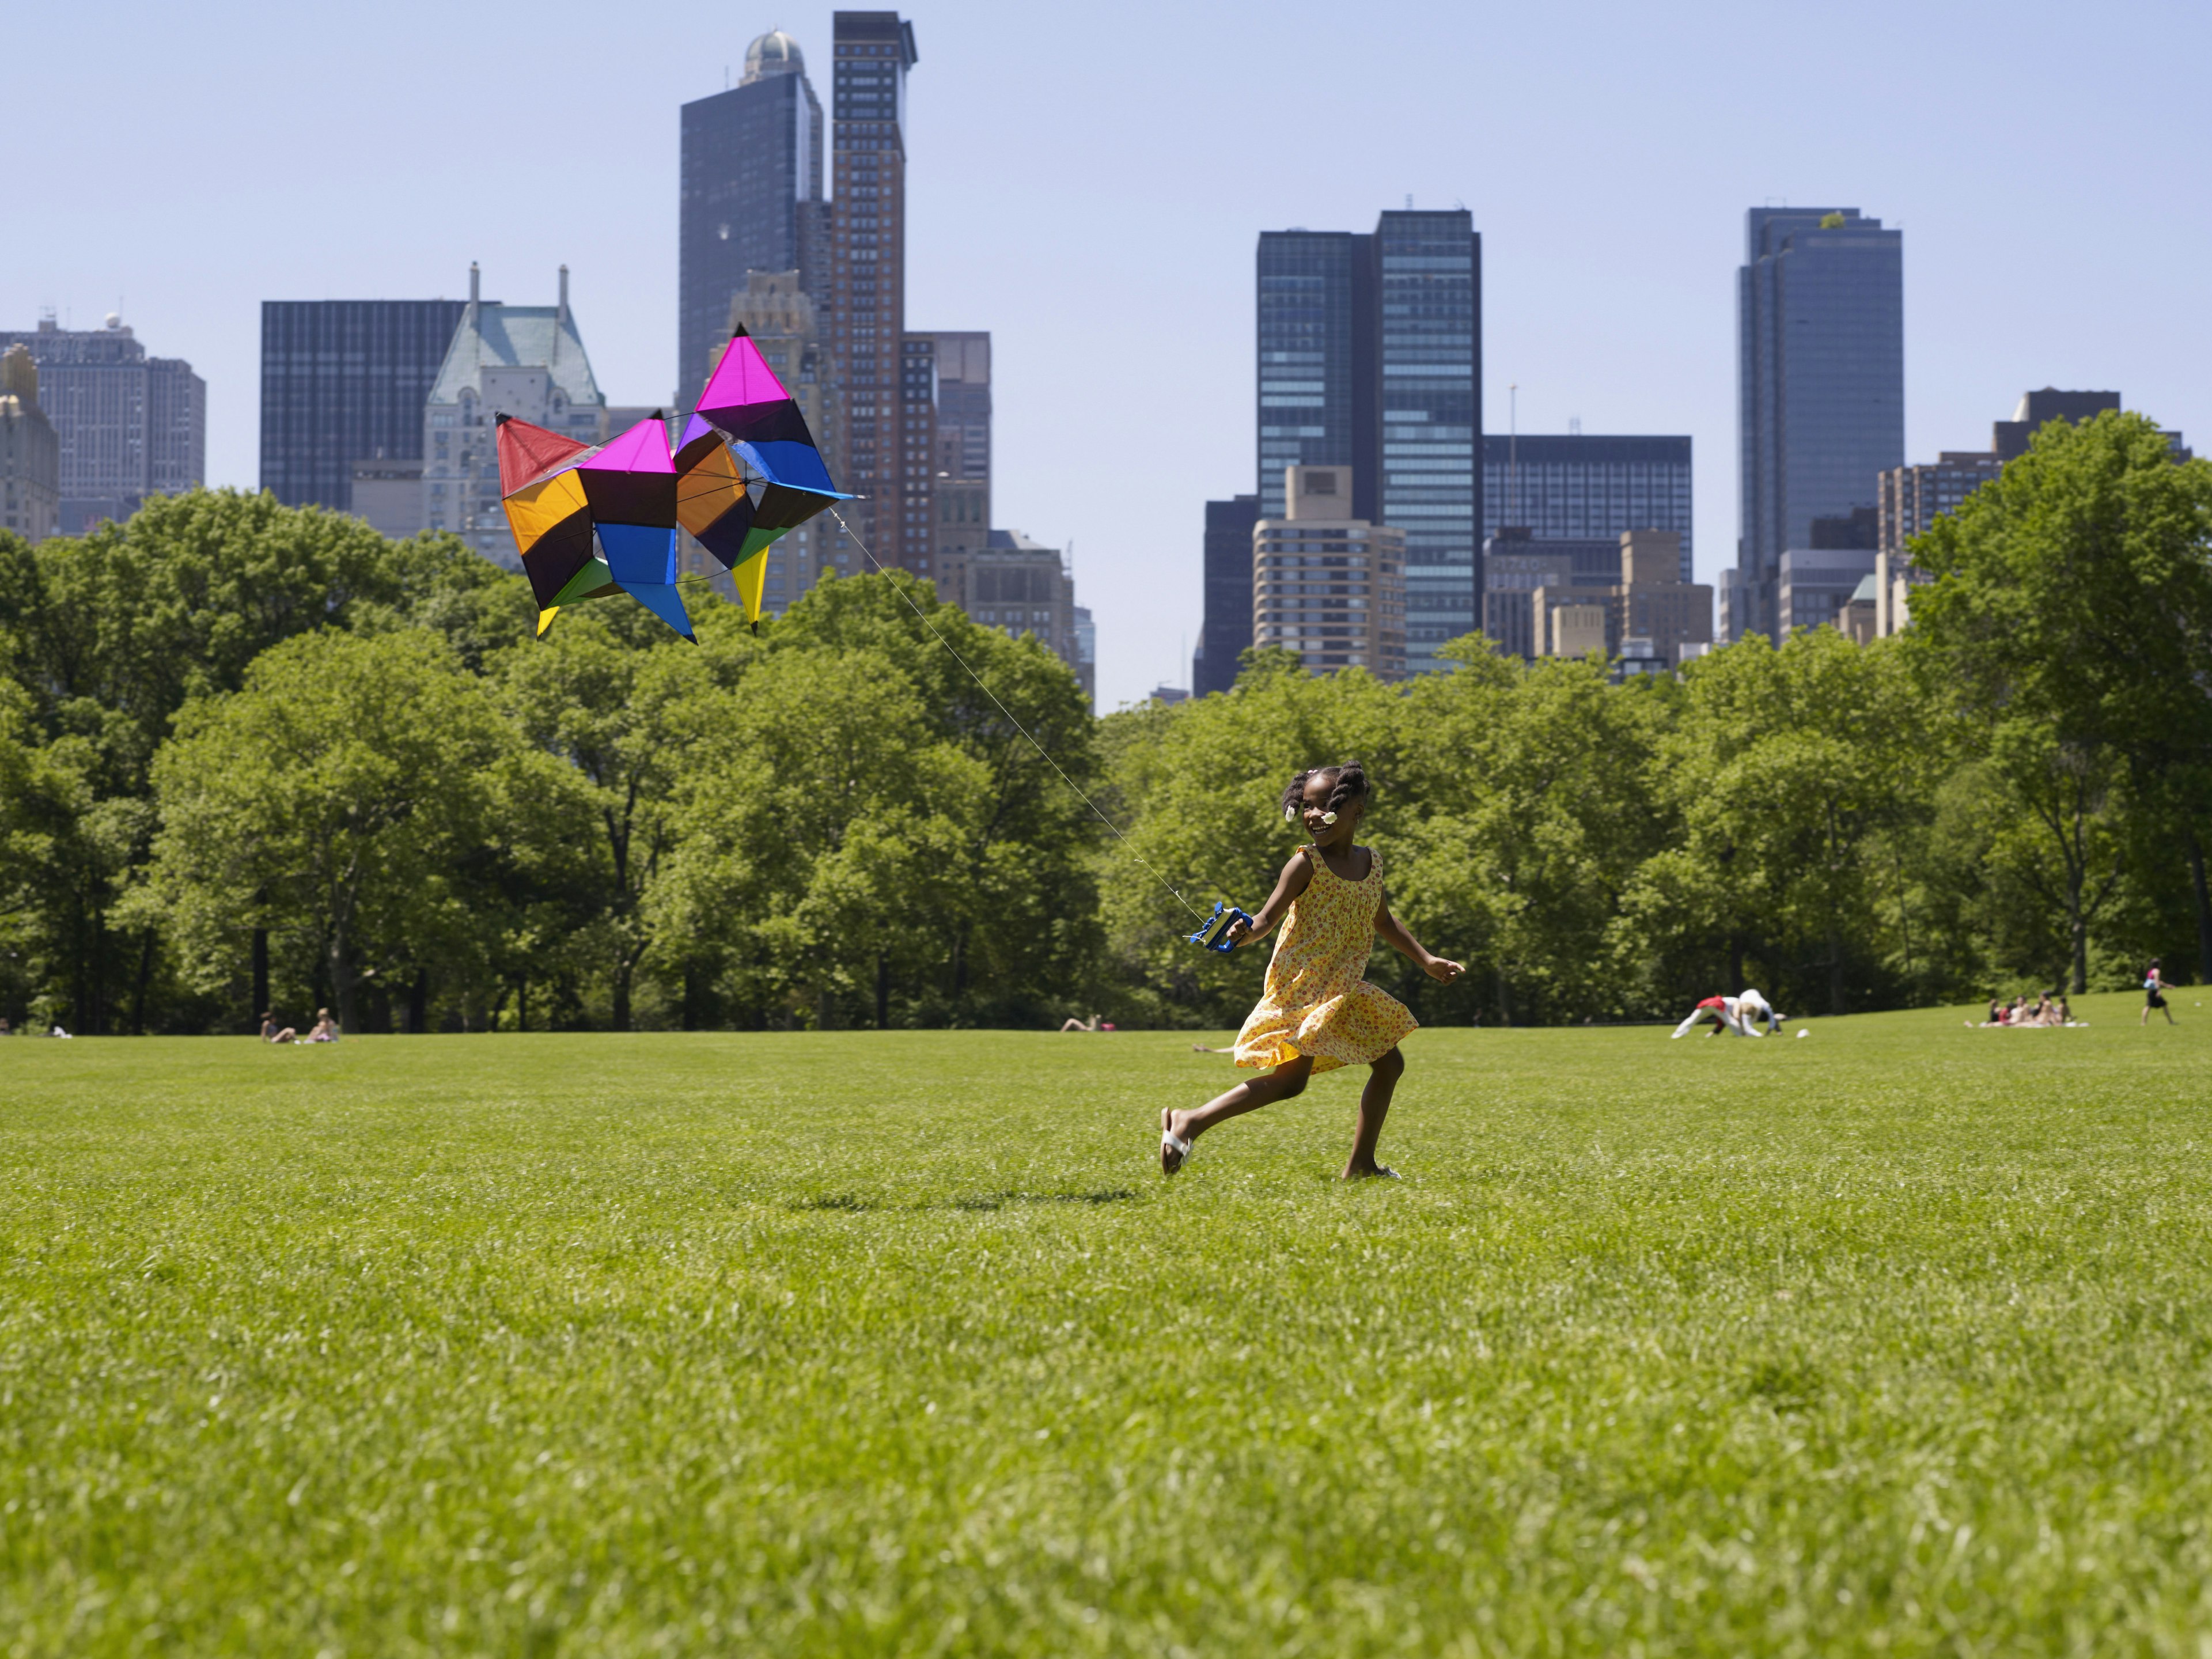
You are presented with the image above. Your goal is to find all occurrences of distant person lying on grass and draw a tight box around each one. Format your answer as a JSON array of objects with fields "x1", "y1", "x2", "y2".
[
  {"x1": 303, "y1": 1009, "x2": 340, "y2": 1043},
  {"x1": 1058, "y1": 1014, "x2": 1116, "y2": 1032},
  {"x1": 261, "y1": 1012, "x2": 297, "y2": 1044}
]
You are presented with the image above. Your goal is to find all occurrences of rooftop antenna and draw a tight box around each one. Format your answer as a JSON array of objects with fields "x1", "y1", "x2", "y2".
[
  {"x1": 1509, "y1": 383, "x2": 1519, "y2": 527},
  {"x1": 1404, "y1": 193, "x2": 1413, "y2": 210}
]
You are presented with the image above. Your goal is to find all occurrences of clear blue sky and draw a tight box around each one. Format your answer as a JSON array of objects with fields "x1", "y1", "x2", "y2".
[{"x1": 14, "y1": 0, "x2": 2209, "y2": 709}]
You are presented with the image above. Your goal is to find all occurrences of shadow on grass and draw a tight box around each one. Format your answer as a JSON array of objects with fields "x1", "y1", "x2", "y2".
[{"x1": 786, "y1": 1188, "x2": 1140, "y2": 1215}]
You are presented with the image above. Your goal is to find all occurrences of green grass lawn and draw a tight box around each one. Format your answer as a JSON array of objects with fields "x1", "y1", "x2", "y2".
[{"x1": 3, "y1": 995, "x2": 2210, "y2": 1656}]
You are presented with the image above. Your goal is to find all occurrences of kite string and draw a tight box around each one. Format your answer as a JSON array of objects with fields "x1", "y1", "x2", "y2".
[{"x1": 828, "y1": 507, "x2": 1210, "y2": 927}]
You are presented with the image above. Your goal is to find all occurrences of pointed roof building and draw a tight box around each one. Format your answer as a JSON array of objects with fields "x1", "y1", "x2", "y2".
[{"x1": 423, "y1": 262, "x2": 608, "y2": 565}]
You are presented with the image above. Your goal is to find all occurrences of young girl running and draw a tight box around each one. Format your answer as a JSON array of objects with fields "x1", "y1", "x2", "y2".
[
  {"x1": 1160, "y1": 763, "x2": 1464, "y2": 1180},
  {"x1": 2142, "y1": 959, "x2": 2176, "y2": 1025}
]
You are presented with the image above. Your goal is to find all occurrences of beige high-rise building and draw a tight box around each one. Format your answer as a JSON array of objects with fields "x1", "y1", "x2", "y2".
[
  {"x1": 1251, "y1": 466, "x2": 1406, "y2": 680},
  {"x1": 0, "y1": 345, "x2": 60, "y2": 544},
  {"x1": 1530, "y1": 529, "x2": 1712, "y2": 668},
  {"x1": 941, "y1": 528, "x2": 1091, "y2": 704},
  {"x1": 691, "y1": 270, "x2": 840, "y2": 615},
  {"x1": 1613, "y1": 530, "x2": 1714, "y2": 664},
  {"x1": 922, "y1": 331, "x2": 991, "y2": 607}
]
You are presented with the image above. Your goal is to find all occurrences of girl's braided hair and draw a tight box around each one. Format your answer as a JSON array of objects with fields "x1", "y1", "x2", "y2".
[{"x1": 1280, "y1": 762, "x2": 1369, "y2": 823}]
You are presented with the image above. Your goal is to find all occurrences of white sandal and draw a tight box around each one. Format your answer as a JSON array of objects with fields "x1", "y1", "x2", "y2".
[{"x1": 1160, "y1": 1109, "x2": 1194, "y2": 1176}]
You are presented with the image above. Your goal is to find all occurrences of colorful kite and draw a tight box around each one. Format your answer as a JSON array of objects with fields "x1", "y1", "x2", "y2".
[{"x1": 496, "y1": 325, "x2": 846, "y2": 642}]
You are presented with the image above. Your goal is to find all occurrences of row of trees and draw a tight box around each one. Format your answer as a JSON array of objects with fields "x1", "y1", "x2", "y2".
[
  {"x1": 2, "y1": 412, "x2": 2207, "y2": 1032},
  {"x1": 0, "y1": 491, "x2": 1097, "y2": 1033}
]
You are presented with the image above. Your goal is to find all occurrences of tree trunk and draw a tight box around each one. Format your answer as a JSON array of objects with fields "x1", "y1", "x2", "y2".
[
  {"x1": 612, "y1": 963, "x2": 632, "y2": 1032},
  {"x1": 328, "y1": 918, "x2": 355, "y2": 1032},
  {"x1": 131, "y1": 930, "x2": 154, "y2": 1035},
  {"x1": 407, "y1": 969, "x2": 427, "y2": 1035},
  {"x1": 875, "y1": 953, "x2": 889, "y2": 1030},
  {"x1": 2067, "y1": 857, "x2": 2089, "y2": 994},
  {"x1": 517, "y1": 977, "x2": 528, "y2": 1033},
  {"x1": 2188, "y1": 831, "x2": 2212, "y2": 987},
  {"x1": 251, "y1": 927, "x2": 270, "y2": 1030},
  {"x1": 1828, "y1": 927, "x2": 1846, "y2": 1017},
  {"x1": 1729, "y1": 934, "x2": 1745, "y2": 994}
]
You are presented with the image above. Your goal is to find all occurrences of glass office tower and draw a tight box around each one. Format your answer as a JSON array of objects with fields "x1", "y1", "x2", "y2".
[
  {"x1": 1254, "y1": 232, "x2": 1361, "y2": 523},
  {"x1": 677, "y1": 31, "x2": 825, "y2": 407},
  {"x1": 1370, "y1": 210, "x2": 1480, "y2": 672},
  {"x1": 1482, "y1": 434, "x2": 1693, "y2": 581},
  {"x1": 1733, "y1": 207, "x2": 1903, "y2": 642},
  {"x1": 259, "y1": 299, "x2": 466, "y2": 512},
  {"x1": 1248, "y1": 211, "x2": 1481, "y2": 674},
  {"x1": 1195, "y1": 494, "x2": 1260, "y2": 696}
]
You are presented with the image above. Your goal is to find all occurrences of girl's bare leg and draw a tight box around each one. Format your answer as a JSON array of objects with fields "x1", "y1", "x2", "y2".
[
  {"x1": 1343, "y1": 1047, "x2": 1405, "y2": 1179},
  {"x1": 1168, "y1": 1057, "x2": 1314, "y2": 1147}
]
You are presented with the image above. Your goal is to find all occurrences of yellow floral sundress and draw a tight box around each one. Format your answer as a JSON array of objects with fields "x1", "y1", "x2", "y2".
[{"x1": 1234, "y1": 844, "x2": 1417, "y2": 1073}]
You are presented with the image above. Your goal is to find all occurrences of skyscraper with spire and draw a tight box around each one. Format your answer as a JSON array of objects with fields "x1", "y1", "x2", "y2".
[{"x1": 677, "y1": 29, "x2": 828, "y2": 407}]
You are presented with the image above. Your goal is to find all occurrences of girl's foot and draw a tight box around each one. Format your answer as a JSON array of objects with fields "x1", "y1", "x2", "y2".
[
  {"x1": 1342, "y1": 1160, "x2": 1400, "y2": 1181},
  {"x1": 1160, "y1": 1108, "x2": 1194, "y2": 1176}
]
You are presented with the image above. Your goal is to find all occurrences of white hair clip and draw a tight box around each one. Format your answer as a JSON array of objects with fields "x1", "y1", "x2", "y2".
[{"x1": 1322, "y1": 811, "x2": 1338, "y2": 825}]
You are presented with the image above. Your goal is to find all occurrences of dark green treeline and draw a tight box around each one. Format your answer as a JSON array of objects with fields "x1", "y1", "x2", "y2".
[{"x1": 2, "y1": 412, "x2": 2208, "y2": 1033}]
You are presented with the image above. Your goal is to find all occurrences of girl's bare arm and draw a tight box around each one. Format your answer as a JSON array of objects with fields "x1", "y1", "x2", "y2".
[
  {"x1": 1375, "y1": 885, "x2": 1464, "y2": 983},
  {"x1": 1225, "y1": 853, "x2": 1313, "y2": 946}
]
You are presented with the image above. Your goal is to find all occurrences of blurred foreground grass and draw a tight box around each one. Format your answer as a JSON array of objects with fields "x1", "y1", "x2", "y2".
[{"x1": 3, "y1": 995, "x2": 2210, "y2": 1656}]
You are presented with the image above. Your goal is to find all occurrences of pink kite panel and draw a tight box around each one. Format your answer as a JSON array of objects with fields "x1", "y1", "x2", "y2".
[
  {"x1": 696, "y1": 331, "x2": 791, "y2": 415},
  {"x1": 582, "y1": 416, "x2": 675, "y2": 475}
]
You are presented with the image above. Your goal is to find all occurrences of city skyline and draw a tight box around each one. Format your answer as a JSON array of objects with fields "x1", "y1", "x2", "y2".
[{"x1": 9, "y1": 0, "x2": 2211, "y2": 708}]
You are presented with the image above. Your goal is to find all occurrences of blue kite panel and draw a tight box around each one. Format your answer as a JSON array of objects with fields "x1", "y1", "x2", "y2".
[
  {"x1": 597, "y1": 523, "x2": 679, "y2": 586},
  {"x1": 623, "y1": 582, "x2": 696, "y2": 641},
  {"x1": 733, "y1": 440, "x2": 846, "y2": 497}
]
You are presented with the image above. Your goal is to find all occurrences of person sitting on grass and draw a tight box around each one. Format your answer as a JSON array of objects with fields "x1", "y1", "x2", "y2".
[
  {"x1": 303, "y1": 1008, "x2": 340, "y2": 1044},
  {"x1": 1158, "y1": 762, "x2": 1464, "y2": 1182},
  {"x1": 2142, "y1": 959, "x2": 2175, "y2": 1026},
  {"x1": 261, "y1": 1011, "x2": 297, "y2": 1044}
]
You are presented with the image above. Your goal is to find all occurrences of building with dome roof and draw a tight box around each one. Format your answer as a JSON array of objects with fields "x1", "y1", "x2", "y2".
[
  {"x1": 677, "y1": 30, "x2": 827, "y2": 408},
  {"x1": 744, "y1": 28, "x2": 805, "y2": 80}
]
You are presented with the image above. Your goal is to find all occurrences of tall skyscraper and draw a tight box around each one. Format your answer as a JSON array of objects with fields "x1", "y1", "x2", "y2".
[
  {"x1": 422, "y1": 264, "x2": 607, "y2": 567},
  {"x1": 683, "y1": 270, "x2": 839, "y2": 616},
  {"x1": 1370, "y1": 211, "x2": 1481, "y2": 673},
  {"x1": 1256, "y1": 232, "x2": 1362, "y2": 523},
  {"x1": 0, "y1": 313, "x2": 205, "y2": 534},
  {"x1": 828, "y1": 11, "x2": 923, "y2": 574},
  {"x1": 1194, "y1": 494, "x2": 1260, "y2": 696},
  {"x1": 0, "y1": 345, "x2": 60, "y2": 543},
  {"x1": 1251, "y1": 210, "x2": 1480, "y2": 674},
  {"x1": 1483, "y1": 434, "x2": 1693, "y2": 581},
  {"x1": 927, "y1": 331, "x2": 990, "y2": 554},
  {"x1": 258, "y1": 299, "x2": 467, "y2": 522},
  {"x1": 677, "y1": 30, "x2": 827, "y2": 408},
  {"x1": 1730, "y1": 207, "x2": 1904, "y2": 643}
]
